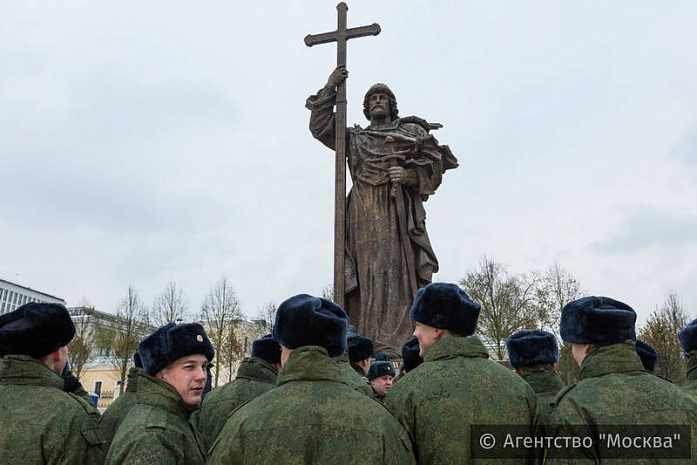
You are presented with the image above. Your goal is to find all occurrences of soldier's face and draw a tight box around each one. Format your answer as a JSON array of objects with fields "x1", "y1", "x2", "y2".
[
  {"x1": 157, "y1": 354, "x2": 209, "y2": 406},
  {"x1": 370, "y1": 374, "x2": 394, "y2": 397},
  {"x1": 413, "y1": 322, "x2": 438, "y2": 357}
]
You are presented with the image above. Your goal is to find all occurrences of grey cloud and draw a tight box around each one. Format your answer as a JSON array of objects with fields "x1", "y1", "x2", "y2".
[
  {"x1": 670, "y1": 122, "x2": 697, "y2": 167},
  {"x1": 590, "y1": 206, "x2": 697, "y2": 254}
]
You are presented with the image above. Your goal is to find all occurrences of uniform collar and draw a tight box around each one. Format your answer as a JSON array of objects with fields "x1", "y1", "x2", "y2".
[
  {"x1": 0, "y1": 354, "x2": 64, "y2": 390},
  {"x1": 578, "y1": 340, "x2": 644, "y2": 380},
  {"x1": 423, "y1": 335, "x2": 490, "y2": 362},
  {"x1": 235, "y1": 357, "x2": 278, "y2": 384},
  {"x1": 277, "y1": 346, "x2": 346, "y2": 386},
  {"x1": 136, "y1": 371, "x2": 198, "y2": 418}
]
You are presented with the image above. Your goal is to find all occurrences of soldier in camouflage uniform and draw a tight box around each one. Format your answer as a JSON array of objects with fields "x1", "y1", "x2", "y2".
[
  {"x1": 506, "y1": 329, "x2": 564, "y2": 426},
  {"x1": 678, "y1": 319, "x2": 697, "y2": 396},
  {"x1": 394, "y1": 336, "x2": 422, "y2": 383},
  {"x1": 0, "y1": 302, "x2": 105, "y2": 464},
  {"x1": 209, "y1": 293, "x2": 415, "y2": 464},
  {"x1": 336, "y1": 347, "x2": 375, "y2": 398},
  {"x1": 196, "y1": 333, "x2": 281, "y2": 450},
  {"x1": 347, "y1": 325, "x2": 374, "y2": 376},
  {"x1": 105, "y1": 322, "x2": 214, "y2": 465},
  {"x1": 99, "y1": 353, "x2": 145, "y2": 450},
  {"x1": 546, "y1": 296, "x2": 697, "y2": 463},
  {"x1": 385, "y1": 283, "x2": 537, "y2": 464}
]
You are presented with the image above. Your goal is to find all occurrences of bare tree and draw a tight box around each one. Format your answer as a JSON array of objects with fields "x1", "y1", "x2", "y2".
[
  {"x1": 638, "y1": 292, "x2": 690, "y2": 384},
  {"x1": 151, "y1": 280, "x2": 190, "y2": 327},
  {"x1": 200, "y1": 276, "x2": 244, "y2": 387},
  {"x1": 534, "y1": 261, "x2": 585, "y2": 384},
  {"x1": 98, "y1": 285, "x2": 150, "y2": 389},
  {"x1": 67, "y1": 298, "x2": 98, "y2": 381},
  {"x1": 459, "y1": 256, "x2": 538, "y2": 360},
  {"x1": 321, "y1": 284, "x2": 334, "y2": 301},
  {"x1": 535, "y1": 261, "x2": 583, "y2": 338},
  {"x1": 254, "y1": 301, "x2": 277, "y2": 338}
]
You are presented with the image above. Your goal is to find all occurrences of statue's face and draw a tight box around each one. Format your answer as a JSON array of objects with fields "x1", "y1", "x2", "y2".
[{"x1": 368, "y1": 92, "x2": 390, "y2": 120}]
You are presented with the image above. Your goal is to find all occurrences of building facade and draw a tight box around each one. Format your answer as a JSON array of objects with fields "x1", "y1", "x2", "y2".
[{"x1": 0, "y1": 278, "x2": 65, "y2": 315}]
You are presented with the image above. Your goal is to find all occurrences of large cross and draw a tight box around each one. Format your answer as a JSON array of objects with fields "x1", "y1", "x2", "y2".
[{"x1": 305, "y1": 2, "x2": 380, "y2": 309}]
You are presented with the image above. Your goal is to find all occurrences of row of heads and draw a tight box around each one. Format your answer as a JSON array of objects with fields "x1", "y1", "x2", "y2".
[
  {"x1": 505, "y1": 328, "x2": 660, "y2": 372},
  {"x1": 3, "y1": 283, "x2": 697, "y2": 372}
]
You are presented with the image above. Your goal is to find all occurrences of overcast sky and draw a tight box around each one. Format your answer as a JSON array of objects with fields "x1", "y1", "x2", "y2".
[{"x1": 3, "y1": 1, "x2": 696, "y2": 326}]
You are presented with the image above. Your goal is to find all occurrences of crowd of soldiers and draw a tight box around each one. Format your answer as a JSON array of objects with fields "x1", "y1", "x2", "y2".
[{"x1": 1, "y1": 282, "x2": 697, "y2": 464}]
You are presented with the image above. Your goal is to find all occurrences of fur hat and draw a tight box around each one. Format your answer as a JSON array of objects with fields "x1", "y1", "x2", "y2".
[
  {"x1": 133, "y1": 351, "x2": 143, "y2": 368},
  {"x1": 347, "y1": 334, "x2": 374, "y2": 363},
  {"x1": 560, "y1": 296, "x2": 636, "y2": 346},
  {"x1": 635, "y1": 339, "x2": 657, "y2": 372},
  {"x1": 0, "y1": 302, "x2": 75, "y2": 358},
  {"x1": 138, "y1": 322, "x2": 215, "y2": 376},
  {"x1": 273, "y1": 294, "x2": 348, "y2": 357},
  {"x1": 506, "y1": 329, "x2": 559, "y2": 368},
  {"x1": 366, "y1": 360, "x2": 396, "y2": 381},
  {"x1": 409, "y1": 283, "x2": 481, "y2": 336},
  {"x1": 401, "y1": 337, "x2": 423, "y2": 373},
  {"x1": 374, "y1": 352, "x2": 389, "y2": 361},
  {"x1": 678, "y1": 318, "x2": 697, "y2": 354},
  {"x1": 252, "y1": 333, "x2": 281, "y2": 365}
]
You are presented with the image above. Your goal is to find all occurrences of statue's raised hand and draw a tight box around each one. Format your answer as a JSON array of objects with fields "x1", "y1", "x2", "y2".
[{"x1": 327, "y1": 66, "x2": 349, "y2": 88}]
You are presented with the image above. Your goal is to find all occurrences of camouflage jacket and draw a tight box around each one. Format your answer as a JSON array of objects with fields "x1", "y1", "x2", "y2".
[
  {"x1": 683, "y1": 351, "x2": 697, "y2": 396},
  {"x1": 521, "y1": 365, "x2": 565, "y2": 426},
  {"x1": 335, "y1": 352, "x2": 375, "y2": 398},
  {"x1": 546, "y1": 341, "x2": 697, "y2": 463},
  {"x1": 196, "y1": 357, "x2": 278, "y2": 450},
  {"x1": 208, "y1": 345, "x2": 415, "y2": 465},
  {"x1": 99, "y1": 366, "x2": 145, "y2": 451},
  {"x1": 0, "y1": 355, "x2": 105, "y2": 464},
  {"x1": 385, "y1": 336, "x2": 537, "y2": 465},
  {"x1": 104, "y1": 371, "x2": 207, "y2": 465}
]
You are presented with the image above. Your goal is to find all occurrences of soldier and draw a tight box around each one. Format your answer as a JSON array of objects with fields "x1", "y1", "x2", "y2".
[
  {"x1": 99, "y1": 351, "x2": 146, "y2": 450},
  {"x1": 394, "y1": 337, "x2": 423, "y2": 383},
  {"x1": 546, "y1": 296, "x2": 697, "y2": 462},
  {"x1": 385, "y1": 282, "x2": 536, "y2": 464},
  {"x1": 506, "y1": 329, "x2": 565, "y2": 425},
  {"x1": 105, "y1": 322, "x2": 214, "y2": 465},
  {"x1": 678, "y1": 318, "x2": 697, "y2": 395},
  {"x1": 635, "y1": 338, "x2": 658, "y2": 374},
  {"x1": 367, "y1": 360, "x2": 396, "y2": 402},
  {"x1": 336, "y1": 335, "x2": 375, "y2": 398},
  {"x1": 208, "y1": 293, "x2": 416, "y2": 464},
  {"x1": 347, "y1": 326, "x2": 374, "y2": 376},
  {"x1": 196, "y1": 333, "x2": 281, "y2": 450},
  {"x1": 0, "y1": 302, "x2": 105, "y2": 464}
]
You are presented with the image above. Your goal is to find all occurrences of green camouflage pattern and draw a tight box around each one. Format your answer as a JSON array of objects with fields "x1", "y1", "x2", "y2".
[
  {"x1": 196, "y1": 357, "x2": 278, "y2": 449},
  {"x1": 104, "y1": 371, "x2": 207, "y2": 465},
  {"x1": 99, "y1": 366, "x2": 144, "y2": 451},
  {"x1": 546, "y1": 341, "x2": 697, "y2": 463},
  {"x1": 520, "y1": 365, "x2": 565, "y2": 426},
  {"x1": 208, "y1": 345, "x2": 415, "y2": 465},
  {"x1": 335, "y1": 352, "x2": 375, "y2": 398},
  {"x1": 0, "y1": 355, "x2": 105, "y2": 464},
  {"x1": 683, "y1": 352, "x2": 697, "y2": 397},
  {"x1": 385, "y1": 336, "x2": 537, "y2": 465}
]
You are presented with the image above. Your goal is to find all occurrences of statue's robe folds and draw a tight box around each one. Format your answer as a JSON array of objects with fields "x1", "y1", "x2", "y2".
[{"x1": 306, "y1": 86, "x2": 458, "y2": 355}]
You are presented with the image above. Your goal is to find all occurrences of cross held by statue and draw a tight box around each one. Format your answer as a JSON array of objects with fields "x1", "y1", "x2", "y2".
[{"x1": 304, "y1": 2, "x2": 381, "y2": 309}]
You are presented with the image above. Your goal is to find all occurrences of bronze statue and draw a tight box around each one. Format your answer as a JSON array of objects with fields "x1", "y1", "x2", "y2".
[{"x1": 306, "y1": 66, "x2": 458, "y2": 356}]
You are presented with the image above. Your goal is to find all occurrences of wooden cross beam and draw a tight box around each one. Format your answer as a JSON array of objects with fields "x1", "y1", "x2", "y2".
[{"x1": 305, "y1": 3, "x2": 380, "y2": 309}]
